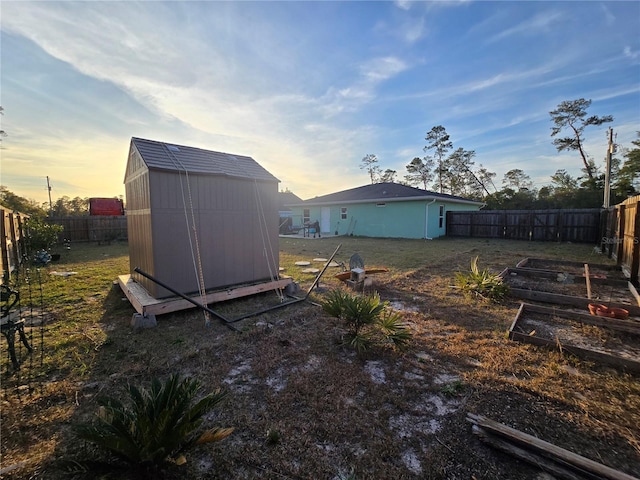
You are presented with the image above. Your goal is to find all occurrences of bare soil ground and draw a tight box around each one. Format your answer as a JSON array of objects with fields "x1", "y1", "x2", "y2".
[{"x1": 1, "y1": 237, "x2": 639, "y2": 479}]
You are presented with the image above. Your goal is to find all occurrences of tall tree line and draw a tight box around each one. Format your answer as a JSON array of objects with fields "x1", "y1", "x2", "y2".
[{"x1": 358, "y1": 98, "x2": 639, "y2": 209}]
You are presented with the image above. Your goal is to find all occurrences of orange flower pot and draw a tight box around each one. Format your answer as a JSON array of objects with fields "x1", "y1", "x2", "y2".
[{"x1": 588, "y1": 303, "x2": 607, "y2": 316}]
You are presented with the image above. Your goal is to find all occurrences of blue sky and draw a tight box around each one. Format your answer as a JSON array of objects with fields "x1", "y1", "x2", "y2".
[{"x1": 1, "y1": 1, "x2": 639, "y2": 205}]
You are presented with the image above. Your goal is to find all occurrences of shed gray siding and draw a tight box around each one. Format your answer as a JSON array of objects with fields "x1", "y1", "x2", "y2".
[{"x1": 125, "y1": 138, "x2": 279, "y2": 299}]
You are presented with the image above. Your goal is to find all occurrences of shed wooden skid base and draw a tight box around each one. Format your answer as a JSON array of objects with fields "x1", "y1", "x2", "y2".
[{"x1": 118, "y1": 274, "x2": 292, "y2": 316}]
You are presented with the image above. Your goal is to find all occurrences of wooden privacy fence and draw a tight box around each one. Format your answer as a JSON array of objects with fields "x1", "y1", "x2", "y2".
[
  {"x1": 600, "y1": 195, "x2": 640, "y2": 284},
  {"x1": 1, "y1": 209, "x2": 29, "y2": 281},
  {"x1": 447, "y1": 209, "x2": 602, "y2": 243},
  {"x1": 49, "y1": 216, "x2": 128, "y2": 243}
]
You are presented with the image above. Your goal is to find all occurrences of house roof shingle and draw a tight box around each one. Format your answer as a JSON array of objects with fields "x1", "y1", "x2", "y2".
[
  {"x1": 287, "y1": 182, "x2": 483, "y2": 206},
  {"x1": 278, "y1": 191, "x2": 303, "y2": 211},
  {"x1": 131, "y1": 137, "x2": 279, "y2": 182}
]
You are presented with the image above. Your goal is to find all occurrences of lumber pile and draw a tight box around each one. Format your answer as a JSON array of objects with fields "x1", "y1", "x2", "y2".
[{"x1": 467, "y1": 413, "x2": 639, "y2": 480}]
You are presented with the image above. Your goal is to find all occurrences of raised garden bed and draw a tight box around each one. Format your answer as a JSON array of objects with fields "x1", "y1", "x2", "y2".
[
  {"x1": 509, "y1": 303, "x2": 640, "y2": 373},
  {"x1": 500, "y1": 267, "x2": 640, "y2": 317},
  {"x1": 515, "y1": 257, "x2": 627, "y2": 280}
]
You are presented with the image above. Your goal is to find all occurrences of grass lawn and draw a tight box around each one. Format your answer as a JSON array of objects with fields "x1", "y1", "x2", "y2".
[{"x1": 1, "y1": 236, "x2": 639, "y2": 479}]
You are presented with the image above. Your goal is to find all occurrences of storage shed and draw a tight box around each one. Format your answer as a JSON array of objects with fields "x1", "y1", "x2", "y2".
[{"x1": 124, "y1": 137, "x2": 280, "y2": 299}]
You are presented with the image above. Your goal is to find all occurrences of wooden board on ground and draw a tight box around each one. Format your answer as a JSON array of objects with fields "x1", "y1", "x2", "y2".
[
  {"x1": 118, "y1": 274, "x2": 293, "y2": 316},
  {"x1": 500, "y1": 267, "x2": 640, "y2": 316},
  {"x1": 508, "y1": 302, "x2": 640, "y2": 373},
  {"x1": 467, "y1": 413, "x2": 639, "y2": 480}
]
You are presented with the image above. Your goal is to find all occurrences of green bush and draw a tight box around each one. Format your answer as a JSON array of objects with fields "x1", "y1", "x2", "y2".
[
  {"x1": 24, "y1": 217, "x2": 63, "y2": 252},
  {"x1": 454, "y1": 256, "x2": 509, "y2": 302},
  {"x1": 322, "y1": 289, "x2": 411, "y2": 353},
  {"x1": 75, "y1": 374, "x2": 232, "y2": 466}
]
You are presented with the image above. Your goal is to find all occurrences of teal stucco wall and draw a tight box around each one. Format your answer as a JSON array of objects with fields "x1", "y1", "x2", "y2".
[{"x1": 290, "y1": 200, "x2": 481, "y2": 239}]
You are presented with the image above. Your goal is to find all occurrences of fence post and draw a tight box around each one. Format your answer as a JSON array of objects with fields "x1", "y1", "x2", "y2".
[
  {"x1": 598, "y1": 209, "x2": 608, "y2": 252},
  {"x1": 607, "y1": 207, "x2": 617, "y2": 258},
  {"x1": 616, "y1": 205, "x2": 626, "y2": 262},
  {"x1": 1, "y1": 210, "x2": 9, "y2": 282},
  {"x1": 557, "y1": 210, "x2": 564, "y2": 242},
  {"x1": 8, "y1": 213, "x2": 20, "y2": 273},
  {"x1": 632, "y1": 200, "x2": 640, "y2": 284}
]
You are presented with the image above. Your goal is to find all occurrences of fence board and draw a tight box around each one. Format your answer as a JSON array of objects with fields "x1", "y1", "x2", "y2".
[
  {"x1": 49, "y1": 216, "x2": 128, "y2": 243},
  {"x1": 598, "y1": 196, "x2": 639, "y2": 284},
  {"x1": 1, "y1": 209, "x2": 29, "y2": 282},
  {"x1": 447, "y1": 209, "x2": 601, "y2": 243}
]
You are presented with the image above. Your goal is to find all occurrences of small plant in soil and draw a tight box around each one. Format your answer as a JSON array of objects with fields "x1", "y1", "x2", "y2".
[
  {"x1": 321, "y1": 289, "x2": 411, "y2": 353},
  {"x1": 265, "y1": 428, "x2": 281, "y2": 446},
  {"x1": 75, "y1": 374, "x2": 233, "y2": 467},
  {"x1": 440, "y1": 379, "x2": 465, "y2": 397},
  {"x1": 454, "y1": 256, "x2": 509, "y2": 302}
]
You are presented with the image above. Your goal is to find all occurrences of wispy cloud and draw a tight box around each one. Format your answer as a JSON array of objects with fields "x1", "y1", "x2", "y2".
[
  {"x1": 1, "y1": 1, "x2": 638, "y2": 203},
  {"x1": 487, "y1": 10, "x2": 564, "y2": 44},
  {"x1": 624, "y1": 46, "x2": 640, "y2": 60},
  {"x1": 394, "y1": 0, "x2": 412, "y2": 11},
  {"x1": 600, "y1": 4, "x2": 616, "y2": 26},
  {"x1": 320, "y1": 56, "x2": 409, "y2": 117}
]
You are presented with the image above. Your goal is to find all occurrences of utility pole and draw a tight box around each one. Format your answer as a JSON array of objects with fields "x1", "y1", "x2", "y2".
[
  {"x1": 603, "y1": 127, "x2": 614, "y2": 208},
  {"x1": 46, "y1": 176, "x2": 53, "y2": 217}
]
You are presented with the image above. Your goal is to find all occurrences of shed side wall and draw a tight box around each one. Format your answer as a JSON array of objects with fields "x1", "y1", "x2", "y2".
[
  {"x1": 148, "y1": 170, "x2": 279, "y2": 298},
  {"x1": 125, "y1": 147, "x2": 157, "y2": 296}
]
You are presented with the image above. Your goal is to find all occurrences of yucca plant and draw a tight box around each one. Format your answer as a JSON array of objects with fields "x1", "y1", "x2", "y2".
[
  {"x1": 322, "y1": 289, "x2": 411, "y2": 353},
  {"x1": 75, "y1": 374, "x2": 233, "y2": 466},
  {"x1": 454, "y1": 256, "x2": 509, "y2": 302},
  {"x1": 377, "y1": 309, "x2": 412, "y2": 349}
]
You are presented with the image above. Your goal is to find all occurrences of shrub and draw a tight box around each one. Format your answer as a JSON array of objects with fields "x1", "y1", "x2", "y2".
[
  {"x1": 75, "y1": 374, "x2": 233, "y2": 466},
  {"x1": 322, "y1": 289, "x2": 411, "y2": 353},
  {"x1": 454, "y1": 256, "x2": 509, "y2": 302},
  {"x1": 24, "y1": 217, "x2": 63, "y2": 252}
]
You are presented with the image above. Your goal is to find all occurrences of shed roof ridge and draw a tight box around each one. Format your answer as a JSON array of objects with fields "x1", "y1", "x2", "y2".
[
  {"x1": 132, "y1": 137, "x2": 254, "y2": 159},
  {"x1": 129, "y1": 137, "x2": 279, "y2": 182}
]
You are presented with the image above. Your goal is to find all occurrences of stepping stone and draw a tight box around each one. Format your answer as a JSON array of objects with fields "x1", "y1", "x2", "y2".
[
  {"x1": 313, "y1": 258, "x2": 328, "y2": 262},
  {"x1": 302, "y1": 268, "x2": 320, "y2": 274},
  {"x1": 295, "y1": 261, "x2": 311, "y2": 266}
]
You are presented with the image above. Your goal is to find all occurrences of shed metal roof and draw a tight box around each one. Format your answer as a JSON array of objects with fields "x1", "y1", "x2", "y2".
[
  {"x1": 131, "y1": 137, "x2": 279, "y2": 182},
  {"x1": 287, "y1": 182, "x2": 484, "y2": 206}
]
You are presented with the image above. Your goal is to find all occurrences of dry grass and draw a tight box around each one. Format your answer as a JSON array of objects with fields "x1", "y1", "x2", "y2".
[{"x1": 1, "y1": 237, "x2": 639, "y2": 479}]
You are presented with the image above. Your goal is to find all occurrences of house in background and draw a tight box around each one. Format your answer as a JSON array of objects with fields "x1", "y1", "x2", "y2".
[
  {"x1": 278, "y1": 191, "x2": 302, "y2": 234},
  {"x1": 124, "y1": 137, "x2": 280, "y2": 299},
  {"x1": 286, "y1": 182, "x2": 484, "y2": 239}
]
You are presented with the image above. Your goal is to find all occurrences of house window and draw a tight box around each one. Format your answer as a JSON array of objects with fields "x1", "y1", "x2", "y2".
[
  {"x1": 303, "y1": 208, "x2": 310, "y2": 224},
  {"x1": 376, "y1": 203, "x2": 386, "y2": 207},
  {"x1": 439, "y1": 205, "x2": 445, "y2": 228},
  {"x1": 341, "y1": 207, "x2": 347, "y2": 220}
]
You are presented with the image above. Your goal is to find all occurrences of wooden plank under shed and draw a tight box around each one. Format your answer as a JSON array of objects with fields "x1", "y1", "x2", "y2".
[{"x1": 118, "y1": 274, "x2": 293, "y2": 316}]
